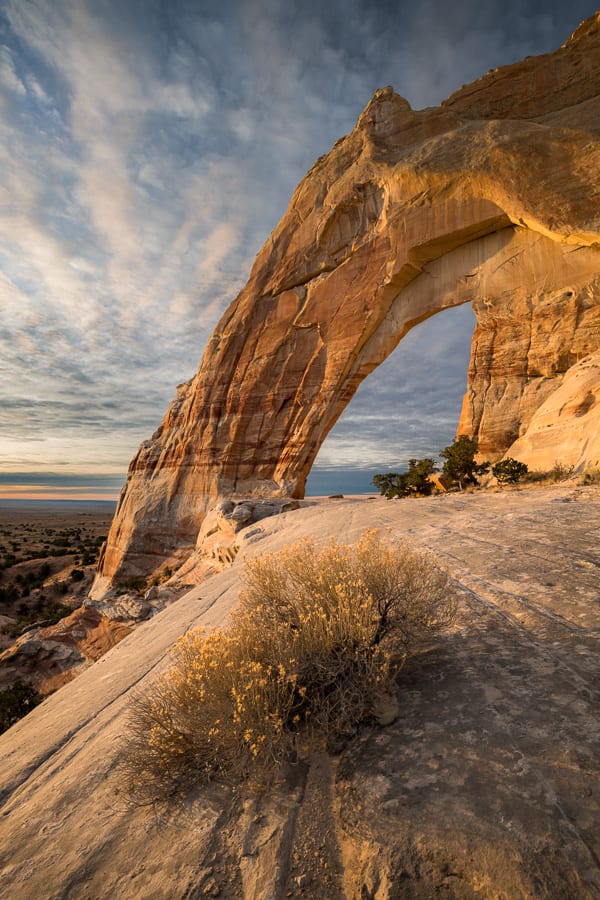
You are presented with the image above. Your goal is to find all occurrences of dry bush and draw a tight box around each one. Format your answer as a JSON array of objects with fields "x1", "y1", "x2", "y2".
[
  {"x1": 580, "y1": 470, "x2": 600, "y2": 485},
  {"x1": 121, "y1": 530, "x2": 457, "y2": 805},
  {"x1": 522, "y1": 462, "x2": 575, "y2": 484},
  {"x1": 121, "y1": 628, "x2": 297, "y2": 804},
  {"x1": 546, "y1": 462, "x2": 575, "y2": 482}
]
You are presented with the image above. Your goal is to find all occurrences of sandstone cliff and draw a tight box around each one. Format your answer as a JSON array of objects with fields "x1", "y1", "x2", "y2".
[{"x1": 95, "y1": 15, "x2": 600, "y2": 591}]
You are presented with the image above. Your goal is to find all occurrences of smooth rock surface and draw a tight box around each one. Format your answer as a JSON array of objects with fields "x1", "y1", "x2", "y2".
[
  {"x1": 1, "y1": 485, "x2": 599, "y2": 898},
  {"x1": 505, "y1": 349, "x2": 600, "y2": 471},
  {"x1": 94, "y1": 16, "x2": 600, "y2": 588}
]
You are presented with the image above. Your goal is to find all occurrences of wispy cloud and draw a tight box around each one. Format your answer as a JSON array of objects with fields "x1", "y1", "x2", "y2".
[{"x1": 0, "y1": 0, "x2": 596, "y2": 494}]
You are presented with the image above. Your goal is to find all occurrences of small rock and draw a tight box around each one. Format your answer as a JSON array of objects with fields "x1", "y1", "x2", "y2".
[{"x1": 372, "y1": 692, "x2": 400, "y2": 726}]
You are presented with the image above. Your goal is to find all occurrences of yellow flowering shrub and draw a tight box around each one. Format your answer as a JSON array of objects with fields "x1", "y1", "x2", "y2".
[{"x1": 122, "y1": 530, "x2": 457, "y2": 804}]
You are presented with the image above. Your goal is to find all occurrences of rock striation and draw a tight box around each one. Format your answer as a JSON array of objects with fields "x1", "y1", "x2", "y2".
[{"x1": 94, "y1": 15, "x2": 600, "y2": 592}]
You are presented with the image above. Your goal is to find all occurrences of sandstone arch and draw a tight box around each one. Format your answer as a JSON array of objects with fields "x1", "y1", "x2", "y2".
[{"x1": 94, "y1": 15, "x2": 600, "y2": 592}]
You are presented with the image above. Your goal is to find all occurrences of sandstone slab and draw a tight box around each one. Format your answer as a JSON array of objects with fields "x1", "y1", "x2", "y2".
[
  {"x1": 505, "y1": 349, "x2": 600, "y2": 471},
  {"x1": 1, "y1": 485, "x2": 599, "y2": 898}
]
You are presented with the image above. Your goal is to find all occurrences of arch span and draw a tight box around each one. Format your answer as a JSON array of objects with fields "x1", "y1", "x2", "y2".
[{"x1": 94, "y1": 18, "x2": 600, "y2": 590}]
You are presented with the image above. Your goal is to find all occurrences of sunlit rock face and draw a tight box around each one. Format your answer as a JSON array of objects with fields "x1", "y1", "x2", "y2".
[
  {"x1": 503, "y1": 350, "x2": 600, "y2": 472},
  {"x1": 94, "y1": 15, "x2": 600, "y2": 593}
]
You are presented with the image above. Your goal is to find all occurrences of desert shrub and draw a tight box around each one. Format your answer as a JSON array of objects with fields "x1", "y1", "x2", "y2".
[
  {"x1": 2, "y1": 598, "x2": 72, "y2": 637},
  {"x1": 151, "y1": 565, "x2": 174, "y2": 587},
  {"x1": 0, "y1": 584, "x2": 19, "y2": 605},
  {"x1": 520, "y1": 469, "x2": 548, "y2": 483},
  {"x1": 373, "y1": 458, "x2": 436, "y2": 498},
  {"x1": 372, "y1": 473, "x2": 400, "y2": 497},
  {"x1": 116, "y1": 576, "x2": 147, "y2": 595},
  {"x1": 70, "y1": 568, "x2": 85, "y2": 582},
  {"x1": 581, "y1": 470, "x2": 600, "y2": 485},
  {"x1": 122, "y1": 531, "x2": 457, "y2": 805},
  {"x1": 0, "y1": 681, "x2": 42, "y2": 734},
  {"x1": 441, "y1": 436, "x2": 490, "y2": 490},
  {"x1": 547, "y1": 462, "x2": 575, "y2": 482},
  {"x1": 521, "y1": 462, "x2": 576, "y2": 484},
  {"x1": 37, "y1": 600, "x2": 72, "y2": 626},
  {"x1": 492, "y1": 458, "x2": 529, "y2": 484}
]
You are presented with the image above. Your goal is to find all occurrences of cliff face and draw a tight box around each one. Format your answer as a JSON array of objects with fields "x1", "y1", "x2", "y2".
[{"x1": 95, "y1": 15, "x2": 600, "y2": 591}]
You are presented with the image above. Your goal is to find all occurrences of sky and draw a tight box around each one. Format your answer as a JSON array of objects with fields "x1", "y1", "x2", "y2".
[{"x1": 0, "y1": 0, "x2": 597, "y2": 499}]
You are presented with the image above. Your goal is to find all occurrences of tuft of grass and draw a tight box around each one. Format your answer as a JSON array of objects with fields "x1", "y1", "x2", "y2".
[{"x1": 120, "y1": 531, "x2": 457, "y2": 806}]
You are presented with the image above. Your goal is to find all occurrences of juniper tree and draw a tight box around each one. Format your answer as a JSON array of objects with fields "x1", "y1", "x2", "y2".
[{"x1": 440, "y1": 436, "x2": 490, "y2": 490}]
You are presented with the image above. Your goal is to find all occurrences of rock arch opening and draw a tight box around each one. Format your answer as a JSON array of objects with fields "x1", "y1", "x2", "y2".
[{"x1": 306, "y1": 302, "x2": 476, "y2": 495}]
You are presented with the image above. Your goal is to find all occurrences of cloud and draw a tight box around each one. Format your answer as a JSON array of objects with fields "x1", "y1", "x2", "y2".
[
  {"x1": 1, "y1": 0, "x2": 596, "y2": 488},
  {"x1": 0, "y1": 44, "x2": 25, "y2": 95}
]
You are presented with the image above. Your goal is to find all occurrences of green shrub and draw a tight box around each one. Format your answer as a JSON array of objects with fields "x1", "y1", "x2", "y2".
[
  {"x1": 37, "y1": 600, "x2": 72, "y2": 626},
  {"x1": 373, "y1": 458, "x2": 436, "y2": 499},
  {"x1": 121, "y1": 531, "x2": 457, "y2": 805},
  {"x1": 492, "y1": 458, "x2": 529, "y2": 484},
  {"x1": 0, "y1": 681, "x2": 42, "y2": 734},
  {"x1": 441, "y1": 436, "x2": 490, "y2": 490},
  {"x1": 2, "y1": 597, "x2": 72, "y2": 637},
  {"x1": 0, "y1": 584, "x2": 19, "y2": 605}
]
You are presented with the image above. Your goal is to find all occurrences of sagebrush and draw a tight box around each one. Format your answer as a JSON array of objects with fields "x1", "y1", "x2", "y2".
[
  {"x1": 522, "y1": 461, "x2": 576, "y2": 484},
  {"x1": 121, "y1": 530, "x2": 457, "y2": 804}
]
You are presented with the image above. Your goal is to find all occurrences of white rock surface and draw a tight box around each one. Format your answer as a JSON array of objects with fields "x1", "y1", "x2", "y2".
[{"x1": 506, "y1": 350, "x2": 600, "y2": 471}]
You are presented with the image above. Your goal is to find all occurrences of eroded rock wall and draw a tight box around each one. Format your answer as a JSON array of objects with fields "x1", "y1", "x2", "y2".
[{"x1": 95, "y1": 15, "x2": 600, "y2": 591}]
